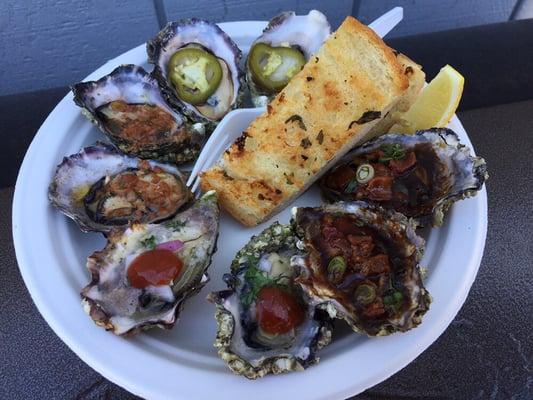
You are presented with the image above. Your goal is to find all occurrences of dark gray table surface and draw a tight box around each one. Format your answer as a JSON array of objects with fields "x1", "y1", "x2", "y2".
[
  {"x1": 1, "y1": 98, "x2": 532, "y2": 399},
  {"x1": 2, "y1": 19, "x2": 533, "y2": 400}
]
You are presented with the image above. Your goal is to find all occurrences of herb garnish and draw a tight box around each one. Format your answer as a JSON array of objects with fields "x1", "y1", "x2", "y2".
[
  {"x1": 240, "y1": 264, "x2": 288, "y2": 307},
  {"x1": 348, "y1": 111, "x2": 382, "y2": 129},
  {"x1": 316, "y1": 130, "x2": 324, "y2": 144},
  {"x1": 284, "y1": 172, "x2": 294, "y2": 185},
  {"x1": 300, "y1": 138, "x2": 312, "y2": 149},
  {"x1": 285, "y1": 114, "x2": 307, "y2": 130},
  {"x1": 165, "y1": 220, "x2": 186, "y2": 231},
  {"x1": 379, "y1": 143, "x2": 406, "y2": 162},
  {"x1": 141, "y1": 235, "x2": 157, "y2": 250}
]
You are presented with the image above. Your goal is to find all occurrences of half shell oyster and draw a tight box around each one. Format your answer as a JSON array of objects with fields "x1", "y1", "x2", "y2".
[
  {"x1": 320, "y1": 128, "x2": 488, "y2": 226},
  {"x1": 292, "y1": 202, "x2": 430, "y2": 336},
  {"x1": 209, "y1": 222, "x2": 332, "y2": 379},
  {"x1": 82, "y1": 191, "x2": 219, "y2": 335},
  {"x1": 49, "y1": 142, "x2": 191, "y2": 233},
  {"x1": 246, "y1": 10, "x2": 330, "y2": 106},
  {"x1": 147, "y1": 19, "x2": 244, "y2": 131},
  {"x1": 72, "y1": 65, "x2": 202, "y2": 164}
]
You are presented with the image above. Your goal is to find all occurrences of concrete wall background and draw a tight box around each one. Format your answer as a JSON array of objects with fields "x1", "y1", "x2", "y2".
[{"x1": 0, "y1": 0, "x2": 519, "y2": 96}]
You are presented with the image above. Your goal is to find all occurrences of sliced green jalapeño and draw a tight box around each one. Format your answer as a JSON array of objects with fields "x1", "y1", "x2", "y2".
[
  {"x1": 248, "y1": 43, "x2": 306, "y2": 92},
  {"x1": 167, "y1": 47, "x2": 223, "y2": 105}
]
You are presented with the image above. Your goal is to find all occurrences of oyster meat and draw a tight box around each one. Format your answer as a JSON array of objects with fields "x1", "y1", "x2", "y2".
[
  {"x1": 292, "y1": 202, "x2": 430, "y2": 336},
  {"x1": 209, "y1": 222, "x2": 332, "y2": 379},
  {"x1": 320, "y1": 128, "x2": 488, "y2": 226},
  {"x1": 72, "y1": 65, "x2": 202, "y2": 164},
  {"x1": 147, "y1": 19, "x2": 244, "y2": 131},
  {"x1": 246, "y1": 10, "x2": 330, "y2": 106},
  {"x1": 49, "y1": 142, "x2": 192, "y2": 233},
  {"x1": 82, "y1": 191, "x2": 219, "y2": 335}
]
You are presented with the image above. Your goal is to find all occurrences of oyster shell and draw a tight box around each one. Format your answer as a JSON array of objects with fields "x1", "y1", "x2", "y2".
[
  {"x1": 72, "y1": 65, "x2": 203, "y2": 164},
  {"x1": 81, "y1": 191, "x2": 219, "y2": 335},
  {"x1": 246, "y1": 10, "x2": 330, "y2": 106},
  {"x1": 49, "y1": 142, "x2": 192, "y2": 233},
  {"x1": 209, "y1": 222, "x2": 332, "y2": 379},
  {"x1": 320, "y1": 128, "x2": 488, "y2": 226},
  {"x1": 147, "y1": 19, "x2": 244, "y2": 131},
  {"x1": 292, "y1": 202, "x2": 430, "y2": 336}
]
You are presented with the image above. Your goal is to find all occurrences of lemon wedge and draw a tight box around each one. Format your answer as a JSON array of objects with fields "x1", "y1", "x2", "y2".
[{"x1": 391, "y1": 64, "x2": 465, "y2": 134}]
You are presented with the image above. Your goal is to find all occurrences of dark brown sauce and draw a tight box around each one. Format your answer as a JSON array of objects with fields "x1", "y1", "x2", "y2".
[
  {"x1": 297, "y1": 209, "x2": 414, "y2": 335},
  {"x1": 324, "y1": 143, "x2": 449, "y2": 218}
]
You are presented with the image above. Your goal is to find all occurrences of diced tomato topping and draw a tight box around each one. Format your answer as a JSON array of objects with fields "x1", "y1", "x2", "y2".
[
  {"x1": 389, "y1": 151, "x2": 417, "y2": 175},
  {"x1": 361, "y1": 254, "x2": 391, "y2": 276},
  {"x1": 365, "y1": 176, "x2": 393, "y2": 201},
  {"x1": 372, "y1": 162, "x2": 392, "y2": 177},
  {"x1": 361, "y1": 298, "x2": 386, "y2": 318}
]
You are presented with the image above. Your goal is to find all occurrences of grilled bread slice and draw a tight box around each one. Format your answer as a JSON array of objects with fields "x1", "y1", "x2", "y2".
[
  {"x1": 368, "y1": 53, "x2": 426, "y2": 137},
  {"x1": 201, "y1": 17, "x2": 410, "y2": 226}
]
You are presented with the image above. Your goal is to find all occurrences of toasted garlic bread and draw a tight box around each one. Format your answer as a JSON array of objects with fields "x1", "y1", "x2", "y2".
[
  {"x1": 369, "y1": 52, "x2": 426, "y2": 137},
  {"x1": 201, "y1": 17, "x2": 410, "y2": 226}
]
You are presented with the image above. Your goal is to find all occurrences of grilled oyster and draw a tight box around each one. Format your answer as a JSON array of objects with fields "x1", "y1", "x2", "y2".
[
  {"x1": 292, "y1": 202, "x2": 430, "y2": 336},
  {"x1": 320, "y1": 128, "x2": 488, "y2": 226},
  {"x1": 72, "y1": 65, "x2": 202, "y2": 164},
  {"x1": 82, "y1": 191, "x2": 219, "y2": 335},
  {"x1": 49, "y1": 142, "x2": 191, "y2": 233},
  {"x1": 147, "y1": 19, "x2": 244, "y2": 131},
  {"x1": 209, "y1": 222, "x2": 332, "y2": 379},
  {"x1": 246, "y1": 10, "x2": 330, "y2": 106}
]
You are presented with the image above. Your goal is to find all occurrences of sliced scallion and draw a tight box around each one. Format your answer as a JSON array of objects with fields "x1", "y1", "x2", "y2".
[
  {"x1": 356, "y1": 164, "x2": 375, "y2": 184},
  {"x1": 354, "y1": 283, "x2": 376, "y2": 305},
  {"x1": 327, "y1": 256, "x2": 346, "y2": 284}
]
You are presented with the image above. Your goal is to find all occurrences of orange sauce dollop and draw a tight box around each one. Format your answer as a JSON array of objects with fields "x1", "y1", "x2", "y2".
[{"x1": 128, "y1": 249, "x2": 183, "y2": 289}]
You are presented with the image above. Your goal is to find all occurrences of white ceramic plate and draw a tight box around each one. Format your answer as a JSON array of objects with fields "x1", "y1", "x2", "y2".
[{"x1": 13, "y1": 21, "x2": 487, "y2": 400}]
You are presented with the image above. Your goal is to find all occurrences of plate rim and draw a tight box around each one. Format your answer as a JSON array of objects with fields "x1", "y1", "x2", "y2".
[{"x1": 12, "y1": 19, "x2": 488, "y2": 400}]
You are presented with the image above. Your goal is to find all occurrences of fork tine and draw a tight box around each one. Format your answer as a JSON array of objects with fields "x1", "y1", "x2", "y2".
[
  {"x1": 187, "y1": 159, "x2": 203, "y2": 187},
  {"x1": 187, "y1": 132, "x2": 223, "y2": 187},
  {"x1": 368, "y1": 7, "x2": 403, "y2": 38},
  {"x1": 191, "y1": 177, "x2": 201, "y2": 194},
  {"x1": 189, "y1": 138, "x2": 230, "y2": 194},
  {"x1": 186, "y1": 108, "x2": 265, "y2": 192}
]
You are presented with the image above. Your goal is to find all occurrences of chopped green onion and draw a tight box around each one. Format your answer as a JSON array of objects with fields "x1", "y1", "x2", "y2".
[
  {"x1": 393, "y1": 291, "x2": 403, "y2": 302},
  {"x1": 344, "y1": 178, "x2": 359, "y2": 194},
  {"x1": 354, "y1": 284, "x2": 376, "y2": 305},
  {"x1": 383, "y1": 290, "x2": 404, "y2": 312},
  {"x1": 327, "y1": 256, "x2": 346, "y2": 284},
  {"x1": 356, "y1": 164, "x2": 375, "y2": 184}
]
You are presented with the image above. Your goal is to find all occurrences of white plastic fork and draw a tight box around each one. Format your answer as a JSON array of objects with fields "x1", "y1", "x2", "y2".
[
  {"x1": 367, "y1": 6, "x2": 403, "y2": 38},
  {"x1": 186, "y1": 6, "x2": 404, "y2": 193}
]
